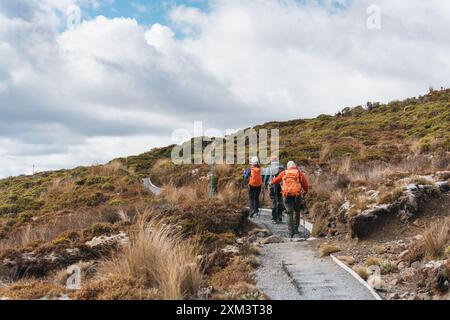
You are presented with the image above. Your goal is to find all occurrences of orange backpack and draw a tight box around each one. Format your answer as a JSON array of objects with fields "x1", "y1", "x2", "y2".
[
  {"x1": 249, "y1": 167, "x2": 263, "y2": 187},
  {"x1": 282, "y1": 169, "x2": 302, "y2": 196}
]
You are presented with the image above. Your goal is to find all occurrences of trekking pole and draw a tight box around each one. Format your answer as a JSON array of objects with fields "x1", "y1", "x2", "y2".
[
  {"x1": 262, "y1": 185, "x2": 266, "y2": 209},
  {"x1": 302, "y1": 196, "x2": 307, "y2": 240}
]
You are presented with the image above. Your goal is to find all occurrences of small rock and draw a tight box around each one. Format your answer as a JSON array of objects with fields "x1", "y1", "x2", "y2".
[
  {"x1": 413, "y1": 234, "x2": 424, "y2": 241},
  {"x1": 411, "y1": 261, "x2": 421, "y2": 269},
  {"x1": 222, "y1": 245, "x2": 240, "y2": 254},
  {"x1": 397, "y1": 261, "x2": 407, "y2": 270},
  {"x1": 86, "y1": 232, "x2": 129, "y2": 248},
  {"x1": 260, "y1": 235, "x2": 284, "y2": 244},
  {"x1": 389, "y1": 278, "x2": 399, "y2": 286},
  {"x1": 389, "y1": 293, "x2": 399, "y2": 300}
]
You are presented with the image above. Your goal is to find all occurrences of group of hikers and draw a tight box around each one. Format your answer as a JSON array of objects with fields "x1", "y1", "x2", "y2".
[{"x1": 243, "y1": 156, "x2": 309, "y2": 238}]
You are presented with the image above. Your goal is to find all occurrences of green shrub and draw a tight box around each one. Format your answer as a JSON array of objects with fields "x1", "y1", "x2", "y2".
[
  {"x1": 87, "y1": 193, "x2": 107, "y2": 206},
  {"x1": 101, "y1": 210, "x2": 121, "y2": 224},
  {"x1": 85, "y1": 176, "x2": 107, "y2": 186},
  {"x1": 102, "y1": 183, "x2": 115, "y2": 192},
  {"x1": 0, "y1": 204, "x2": 20, "y2": 216},
  {"x1": 91, "y1": 223, "x2": 113, "y2": 236},
  {"x1": 108, "y1": 199, "x2": 122, "y2": 206},
  {"x1": 18, "y1": 212, "x2": 33, "y2": 223}
]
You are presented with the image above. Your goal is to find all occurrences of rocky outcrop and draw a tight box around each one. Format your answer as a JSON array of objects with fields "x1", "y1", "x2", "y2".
[
  {"x1": 0, "y1": 232, "x2": 128, "y2": 279},
  {"x1": 350, "y1": 180, "x2": 449, "y2": 239}
]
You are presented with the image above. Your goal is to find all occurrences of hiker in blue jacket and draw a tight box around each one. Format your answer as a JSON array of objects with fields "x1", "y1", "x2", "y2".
[{"x1": 264, "y1": 156, "x2": 284, "y2": 224}]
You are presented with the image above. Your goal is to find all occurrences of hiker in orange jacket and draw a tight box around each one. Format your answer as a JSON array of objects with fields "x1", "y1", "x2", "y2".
[
  {"x1": 272, "y1": 161, "x2": 309, "y2": 238},
  {"x1": 244, "y1": 156, "x2": 263, "y2": 218}
]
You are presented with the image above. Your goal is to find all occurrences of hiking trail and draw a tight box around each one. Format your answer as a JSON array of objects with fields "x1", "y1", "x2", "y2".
[{"x1": 253, "y1": 209, "x2": 380, "y2": 300}]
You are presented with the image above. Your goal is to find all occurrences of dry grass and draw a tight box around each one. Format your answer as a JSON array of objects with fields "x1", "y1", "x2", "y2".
[
  {"x1": 47, "y1": 178, "x2": 76, "y2": 195},
  {"x1": 329, "y1": 190, "x2": 346, "y2": 211},
  {"x1": 352, "y1": 265, "x2": 369, "y2": 280},
  {"x1": 0, "y1": 280, "x2": 68, "y2": 300},
  {"x1": 162, "y1": 183, "x2": 209, "y2": 206},
  {"x1": 378, "y1": 187, "x2": 404, "y2": 205},
  {"x1": 408, "y1": 176, "x2": 436, "y2": 186},
  {"x1": 0, "y1": 211, "x2": 112, "y2": 254},
  {"x1": 99, "y1": 215, "x2": 202, "y2": 300},
  {"x1": 73, "y1": 275, "x2": 160, "y2": 300},
  {"x1": 350, "y1": 164, "x2": 390, "y2": 184},
  {"x1": 337, "y1": 256, "x2": 355, "y2": 266},
  {"x1": 215, "y1": 164, "x2": 233, "y2": 178},
  {"x1": 217, "y1": 183, "x2": 238, "y2": 206},
  {"x1": 422, "y1": 218, "x2": 449, "y2": 259},
  {"x1": 374, "y1": 245, "x2": 386, "y2": 255},
  {"x1": 90, "y1": 161, "x2": 123, "y2": 176},
  {"x1": 209, "y1": 256, "x2": 254, "y2": 290},
  {"x1": 319, "y1": 243, "x2": 341, "y2": 257},
  {"x1": 351, "y1": 194, "x2": 370, "y2": 212},
  {"x1": 364, "y1": 256, "x2": 382, "y2": 267},
  {"x1": 319, "y1": 144, "x2": 332, "y2": 163}
]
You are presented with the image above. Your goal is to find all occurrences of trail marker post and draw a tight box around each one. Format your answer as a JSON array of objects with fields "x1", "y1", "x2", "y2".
[{"x1": 210, "y1": 143, "x2": 216, "y2": 197}]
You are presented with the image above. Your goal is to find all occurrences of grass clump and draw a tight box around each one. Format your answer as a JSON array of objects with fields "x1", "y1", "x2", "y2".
[
  {"x1": 352, "y1": 265, "x2": 369, "y2": 280},
  {"x1": 379, "y1": 260, "x2": 397, "y2": 275},
  {"x1": 337, "y1": 256, "x2": 355, "y2": 266},
  {"x1": 364, "y1": 256, "x2": 382, "y2": 267},
  {"x1": 91, "y1": 223, "x2": 113, "y2": 237},
  {"x1": 99, "y1": 216, "x2": 202, "y2": 300},
  {"x1": 319, "y1": 243, "x2": 341, "y2": 257}
]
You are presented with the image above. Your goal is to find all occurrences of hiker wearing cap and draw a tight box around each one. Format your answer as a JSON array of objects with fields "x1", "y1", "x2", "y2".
[
  {"x1": 272, "y1": 161, "x2": 309, "y2": 238},
  {"x1": 244, "y1": 157, "x2": 263, "y2": 218},
  {"x1": 264, "y1": 156, "x2": 284, "y2": 224}
]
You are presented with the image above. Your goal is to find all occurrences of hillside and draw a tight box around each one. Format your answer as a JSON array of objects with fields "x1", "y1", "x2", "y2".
[{"x1": 0, "y1": 88, "x2": 449, "y2": 300}]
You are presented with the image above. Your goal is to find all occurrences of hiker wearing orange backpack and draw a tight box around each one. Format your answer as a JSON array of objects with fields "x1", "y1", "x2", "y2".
[
  {"x1": 243, "y1": 156, "x2": 263, "y2": 218},
  {"x1": 272, "y1": 161, "x2": 309, "y2": 238}
]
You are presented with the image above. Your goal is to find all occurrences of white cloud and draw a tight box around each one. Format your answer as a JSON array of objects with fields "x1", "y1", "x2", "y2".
[{"x1": 0, "y1": 0, "x2": 449, "y2": 177}]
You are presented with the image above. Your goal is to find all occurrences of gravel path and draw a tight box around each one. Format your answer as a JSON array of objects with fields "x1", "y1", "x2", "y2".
[{"x1": 254, "y1": 209, "x2": 377, "y2": 300}]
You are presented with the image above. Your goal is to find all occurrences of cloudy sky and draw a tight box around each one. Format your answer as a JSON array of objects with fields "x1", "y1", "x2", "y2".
[{"x1": 0, "y1": 0, "x2": 449, "y2": 178}]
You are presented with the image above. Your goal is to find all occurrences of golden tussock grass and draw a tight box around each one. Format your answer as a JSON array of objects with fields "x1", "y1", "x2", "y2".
[
  {"x1": 47, "y1": 178, "x2": 76, "y2": 195},
  {"x1": 162, "y1": 183, "x2": 209, "y2": 206},
  {"x1": 337, "y1": 256, "x2": 355, "y2": 266},
  {"x1": 209, "y1": 256, "x2": 254, "y2": 291},
  {"x1": 0, "y1": 280, "x2": 68, "y2": 300},
  {"x1": 329, "y1": 190, "x2": 346, "y2": 211},
  {"x1": 318, "y1": 243, "x2": 341, "y2": 257},
  {"x1": 90, "y1": 160, "x2": 123, "y2": 176},
  {"x1": 352, "y1": 265, "x2": 369, "y2": 280},
  {"x1": 422, "y1": 218, "x2": 449, "y2": 259},
  {"x1": 98, "y1": 215, "x2": 203, "y2": 300},
  {"x1": 364, "y1": 256, "x2": 382, "y2": 267},
  {"x1": 217, "y1": 183, "x2": 238, "y2": 206}
]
